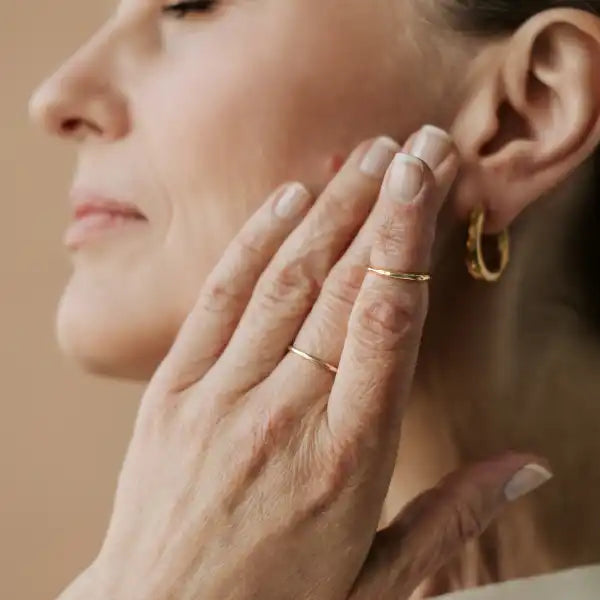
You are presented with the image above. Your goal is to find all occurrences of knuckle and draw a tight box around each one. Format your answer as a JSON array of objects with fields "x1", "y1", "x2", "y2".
[
  {"x1": 329, "y1": 436, "x2": 362, "y2": 480},
  {"x1": 311, "y1": 264, "x2": 365, "y2": 335},
  {"x1": 250, "y1": 404, "x2": 298, "y2": 455},
  {"x1": 447, "y1": 496, "x2": 486, "y2": 544},
  {"x1": 326, "y1": 263, "x2": 366, "y2": 308},
  {"x1": 230, "y1": 405, "x2": 297, "y2": 486},
  {"x1": 373, "y1": 199, "x2": 434, "y2": 260},
  {"x1": 323, "y1": 181, "x2": 352, "y2": 212},
  {"x1": 137, "y1": 386, "x2": 206, "y2": 444},
  {"x1": 456, "y1": 504, "x2": 484, "y2": 543},
  {"x1": 235, "y1": 227, "x2": 269, "y2": 261},
  {"x1": 308, "y1": 438, "x2": 360, "y2": 511},
  {"x1": 374, "y1": 214, "x2": 411, "y2": 259},
  {"x1": 201, "y1": 278, "x2": 246, "y2": 314},
  {"x1": 354, "y1": 292, "x2": 423, "y2": 351},
  {"x1": 260, "y1": 259, "x2": 320, "y2": 310},
  {"x1": 321, "y1": 182, "x2": 368, "y2": 227}
]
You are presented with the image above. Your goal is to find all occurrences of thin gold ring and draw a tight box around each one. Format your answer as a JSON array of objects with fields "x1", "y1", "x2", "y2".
[
  {"x1": 367, "y1": 267, "x2": 431, "y2": 282},
  {"x1": 288, "y1": 346, "x2": 338, "y2": 375}
]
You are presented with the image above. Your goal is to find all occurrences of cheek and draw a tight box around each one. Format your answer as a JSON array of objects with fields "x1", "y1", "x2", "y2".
[
  {"x1": 134, "y1": 58, "x2": 286, "y2": 243},
  {"x1": 140, "y1": 58, "x2": 324, "y2": 193},
  {"x1": 136, "y1": 8, "x2": 421, "y2": 221},
  {"x1": 132, "y1": 52, "x2": 343, "y2": 270},
  {"x1": 140, "y1": 10, "x2": 405, "y2": 195}
]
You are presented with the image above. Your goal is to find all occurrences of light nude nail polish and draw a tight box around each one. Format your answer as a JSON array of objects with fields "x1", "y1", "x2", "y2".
[
  {"x1": 275, "y1": 183, "x2": 311, "y2": 219},
  {"x1": 504, "y1": 464, "x2": 553, "y2": 502},
  {"x1": 409, "y1": 125, "x2": 453, "y2": 170},
  {"x1": 360, "y1": 136, "x2": 401, "y2": 178},
  {"x1": 387, "y1": 153, "x2": 424, "y2": 202}
]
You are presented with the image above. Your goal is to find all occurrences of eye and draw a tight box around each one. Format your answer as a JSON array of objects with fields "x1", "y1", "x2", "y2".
[{"x1": 162, "y1": 0, "x2": 218, "y2": 19}]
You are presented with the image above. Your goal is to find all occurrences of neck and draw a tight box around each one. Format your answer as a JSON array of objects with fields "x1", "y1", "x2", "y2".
[{"x1": 380, "y1": 158, "x2": 600, "y2": 589}]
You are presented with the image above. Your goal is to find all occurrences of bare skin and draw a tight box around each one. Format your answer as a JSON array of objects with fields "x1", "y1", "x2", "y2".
[
  {"x1": 29, "y1": 1, "x2": 600, "y2": 595},
  {"x1": 54, "y1": 129, "x2": 551, "y2": 600}
]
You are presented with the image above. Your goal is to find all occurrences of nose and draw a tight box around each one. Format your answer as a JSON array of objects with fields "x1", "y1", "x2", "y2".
[{"x1": 29, "y1": 34, "x2": 130, "y2": 142}]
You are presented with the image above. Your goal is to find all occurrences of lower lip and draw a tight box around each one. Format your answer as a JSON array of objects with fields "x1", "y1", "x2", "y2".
[{"x1": 63, "y1": 213, "x2": 148, "y2": 250}]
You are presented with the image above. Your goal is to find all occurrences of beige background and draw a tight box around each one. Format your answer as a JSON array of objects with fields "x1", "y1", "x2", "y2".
[
  {"x1": 2, "y1": 4, "x2": 599, "y2": 600},
  {"x1": 1, "y1": 2, "x2": 143, "y2": 598}
]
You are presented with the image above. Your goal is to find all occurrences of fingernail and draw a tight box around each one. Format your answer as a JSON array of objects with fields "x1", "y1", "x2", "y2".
[
  {"x1": 409, "y1": 125, "x2": 453, "y2": 170},
  {"x1": 387, "y1": 153, "x2": 424, "y2": 202},
  {"x1": 504, "y1": 464, "x2": 553, "y2": 502},
  {"x1": 274, "y1": 183, "x2": 311, "y2": 219},
  {"x1": 360, "y1": 136, "x2": 401, "y2": 178}
]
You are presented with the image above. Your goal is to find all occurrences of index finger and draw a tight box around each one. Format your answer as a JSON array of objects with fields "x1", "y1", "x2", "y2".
[{"x1": 327, "y1": 135, "x2": 458, "y2": 452}]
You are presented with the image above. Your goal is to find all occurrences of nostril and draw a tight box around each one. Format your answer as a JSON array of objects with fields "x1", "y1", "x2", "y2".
[
  {"x1": 59, "y1": 117, "x2": 103, "y2": 139},
  {"x1": 29, "y1": 76, "x2": 129, "y2": 141},
  {"x1": 61, "y1": 118, "x2": 81, "y2": 134}
]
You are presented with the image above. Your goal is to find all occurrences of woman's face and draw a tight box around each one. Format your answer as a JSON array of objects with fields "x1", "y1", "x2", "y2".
[{"x1": 30, "y1": 0, "x2": 460, "y2": 380}]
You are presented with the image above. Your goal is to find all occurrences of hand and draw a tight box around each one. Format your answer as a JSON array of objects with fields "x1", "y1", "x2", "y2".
[{"x1": 80, "y1": 128, "x2": 551, "y2": 600}]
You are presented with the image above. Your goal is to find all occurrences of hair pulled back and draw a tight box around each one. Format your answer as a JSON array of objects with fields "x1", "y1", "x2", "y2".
[{"x1": 447, "y1": 1, "x2": 600, "y2": 33}]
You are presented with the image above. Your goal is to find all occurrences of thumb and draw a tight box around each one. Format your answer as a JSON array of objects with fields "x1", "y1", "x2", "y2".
[{"x1": 349, "y1": 452, "x2": 553, "y2": 600}]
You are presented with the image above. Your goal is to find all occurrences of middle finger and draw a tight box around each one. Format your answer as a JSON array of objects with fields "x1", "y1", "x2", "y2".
[
  {"x1": 209, "y1": 135, "x2": 401, "y2": 393},
  {"x1": 271, "y1": 126, "x2": 457, "y2": 399}
]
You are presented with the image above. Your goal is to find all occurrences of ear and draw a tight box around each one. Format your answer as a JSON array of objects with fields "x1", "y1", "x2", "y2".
[{"x1": 451, "y1": 8, "x2": 600, "y2": 233}]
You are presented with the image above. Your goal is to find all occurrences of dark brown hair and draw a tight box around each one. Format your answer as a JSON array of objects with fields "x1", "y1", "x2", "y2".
[{"x1": 447, "y1": 1, "x2": 600, "y2": 33}]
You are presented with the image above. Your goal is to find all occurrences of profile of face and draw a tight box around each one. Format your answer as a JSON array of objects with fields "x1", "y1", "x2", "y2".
[{"x1": 29, "y1": 0, "x2": 600, "y2": 381}]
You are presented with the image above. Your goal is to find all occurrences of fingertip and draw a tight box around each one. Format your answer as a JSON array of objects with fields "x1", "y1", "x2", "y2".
[
  {"x1": 503, "y1": 462, "x2": 554, "y2": 502},
  {"x1": 273, "y1": 182, "x2": 313, "y2": 221},
  {"x1": 406, "y1": 125, "x2": 454, "y2": 171},
  {"x1": 460, "y1": 452, "x2": 554, "y2": 506},
  {"x1": 386, "y1": 153, "x2": 426, "y2": 202},
  {"x1": 359, "y1": 136, "x2": 402, "y2": 179}
]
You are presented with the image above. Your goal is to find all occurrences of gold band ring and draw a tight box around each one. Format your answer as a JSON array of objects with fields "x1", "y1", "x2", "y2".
[
  {"x1": 367, "y1": 267, "x2": 431, "y2": 282},
  {"x1": 288, "y1": 346, "x2": 338, "y2": 375}
]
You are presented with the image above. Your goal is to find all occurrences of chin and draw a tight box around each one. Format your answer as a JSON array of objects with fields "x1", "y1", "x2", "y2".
[{"x1": 55, "y1": 278, "x2": 181, "y2": 383}]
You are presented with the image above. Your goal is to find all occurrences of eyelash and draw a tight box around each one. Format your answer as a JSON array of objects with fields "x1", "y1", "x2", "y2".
[{"x1": 162, "y1": 0, "x2": 218, "y2": 19}]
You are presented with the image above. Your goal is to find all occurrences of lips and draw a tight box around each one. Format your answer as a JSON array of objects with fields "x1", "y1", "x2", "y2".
[
  {"x1": 71, "y1": 194, "x2": 147, "y2": 221},
  {"x1": 64, "y1": 191, "x2": 148, "y2": 250}
]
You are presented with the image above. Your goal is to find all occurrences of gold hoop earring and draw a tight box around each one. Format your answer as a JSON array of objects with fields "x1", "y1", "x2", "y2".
[{"x1": 466, "y1": 206, "x2": 510, "y2": 283}]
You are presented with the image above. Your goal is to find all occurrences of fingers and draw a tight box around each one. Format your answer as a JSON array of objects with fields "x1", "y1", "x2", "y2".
[
  {"x1": 348, "y1": 453, "x2": 553, "y2": 600},
  {"x1": 155, "y1": 183, "x2": 313, "y2": 392},
  {"x1": 211, "y1": 136, "x2": 401, "y2": 393},
  {"x1": 327, "y1": 136, "x2": 458, "y2": 449},
  {"x1": 272, "y1": 126, "x2": 456, "y2": 403}
]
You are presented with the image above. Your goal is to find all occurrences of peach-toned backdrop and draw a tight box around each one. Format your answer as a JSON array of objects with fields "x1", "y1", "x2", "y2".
[{"x1": 1, "y1": 2, "x2": 142, "y2": 598}]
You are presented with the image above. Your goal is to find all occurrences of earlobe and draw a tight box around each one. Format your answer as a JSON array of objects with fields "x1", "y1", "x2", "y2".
[{"x1": 451, "y1": 8, "x2": 600, "y2": 233}]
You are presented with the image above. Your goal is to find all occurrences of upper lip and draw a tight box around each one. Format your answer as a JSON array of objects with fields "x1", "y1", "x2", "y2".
[{"x1": 70, "y1": 190, "x2": 147, "y2": 221}]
